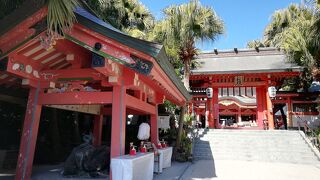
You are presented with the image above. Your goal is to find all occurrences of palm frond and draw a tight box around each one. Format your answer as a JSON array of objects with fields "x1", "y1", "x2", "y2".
[{"x1": 47, "y1": 0, "x2": 80, "y2": 36}]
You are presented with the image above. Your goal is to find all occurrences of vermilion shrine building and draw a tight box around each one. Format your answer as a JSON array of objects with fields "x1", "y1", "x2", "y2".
[
  {"x1": 0, "y1": 1, "x2": 190, "y2": 179},
  {"x1": 1, "y1": 1, "x2": 320, "y2": 179},
  {"x1": 190, "y1": 48, "x2": 319, "y2": 129}
]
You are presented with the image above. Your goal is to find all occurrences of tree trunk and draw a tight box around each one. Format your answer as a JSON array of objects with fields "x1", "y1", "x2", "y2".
[
  {"x1": 176, "y1": 106, "x2": 185, "y2": 150},
  {"x1": 176, "y1": 59, "x2": 190, "y2": 152},
  {"x1": 183, "y1": 60, "x2": 191, "y2": 90}
]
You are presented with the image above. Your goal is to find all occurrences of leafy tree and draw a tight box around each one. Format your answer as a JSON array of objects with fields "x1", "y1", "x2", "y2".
[
  {"x1": 149, "y1": 0, "x2": 224, "y2": 152},
  {"x1": 264, "y1": 4, "x2": 307, "y2": 47},
  {"x1": 85, "y1": 0, "x2": 155, "y2": 39},
  {"x1": 1, "y1": 0, "x2": 79, "y2": 37},
  {"x1": 247, "y1": 39, "x2": 266, "y2": 48},
  {"x1": 1, "y1": 0, "x2": 154, "y2": 39},
  {"x1": 261, "y1": 3, "x2": 320, "y2": 91},
  {"x1": 150, "y1": 0, "x2": 224, "y2": 89},
  {"x1": 47, "y1": 0, "x2": 80, "y2": 37}
]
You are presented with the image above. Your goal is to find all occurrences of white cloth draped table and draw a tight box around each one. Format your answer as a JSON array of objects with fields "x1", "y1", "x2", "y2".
[
  {"x1": 111, "y1": 152, "x2": 154, "y2": 180},
  {"x1": 154, "y1": 147, "x2": 173, "y2": 173}
]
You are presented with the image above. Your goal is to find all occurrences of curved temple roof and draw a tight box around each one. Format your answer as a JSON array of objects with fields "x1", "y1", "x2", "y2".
[
  {"x1": 192, "y1": 48, "x2": 301, "y2": 75},
  {"x1": 0, "y1": 0, "x2": 191, "y2": 102},
  {"x1": 74, "y1": 7, "x2": 190, "y2": 100}
]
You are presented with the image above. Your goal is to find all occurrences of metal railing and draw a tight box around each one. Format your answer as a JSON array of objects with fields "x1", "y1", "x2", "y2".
[{"x1": 297, "y1": 117, "x2": 320, "y2": 151}]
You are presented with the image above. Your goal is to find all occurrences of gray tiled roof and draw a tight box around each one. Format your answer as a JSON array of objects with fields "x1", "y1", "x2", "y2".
[
  {"x1": 74, "y1": 7, "x2": 190, "y2": 101},
  {"x1": 192, "y1": 48, "x2": 301, "y2": 75}
]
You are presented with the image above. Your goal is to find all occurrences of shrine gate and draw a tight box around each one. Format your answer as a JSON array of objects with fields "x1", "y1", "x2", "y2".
[{"x1": 190, "y1": 48, "x2": 301, "y2": 129}]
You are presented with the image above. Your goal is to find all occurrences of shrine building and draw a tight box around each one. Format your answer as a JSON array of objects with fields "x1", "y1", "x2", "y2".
[
  {"x1": 0, "y1": 0, "x2": 190, "y2": 179},
  {"x1": 190, "y1": 48, "x2": 319, "y2": 129}
]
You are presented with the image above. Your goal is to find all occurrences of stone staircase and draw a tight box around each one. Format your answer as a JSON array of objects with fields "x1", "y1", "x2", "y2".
[{"x1": 193, "y1": 129, "x2": 320, "y2": 164}]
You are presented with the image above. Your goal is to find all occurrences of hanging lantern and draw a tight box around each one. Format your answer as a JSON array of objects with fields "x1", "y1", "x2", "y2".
[
  {"x1": 268, "y1": 86, "x2": 277, "y2": 98},
  {"x1": 206, "y1": 87, "x2": 213, "y2": 98}
]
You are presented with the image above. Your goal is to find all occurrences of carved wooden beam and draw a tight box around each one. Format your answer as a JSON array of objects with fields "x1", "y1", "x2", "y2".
[{"x1": 39, "y1": 68, "x2": 105, "y2": 82}]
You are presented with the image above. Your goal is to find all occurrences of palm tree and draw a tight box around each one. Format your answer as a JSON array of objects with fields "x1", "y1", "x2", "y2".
[
  {"x1": 2, "y1": 0, "x2": 154, "y2": 39},
  {"x1": 47, "y1": 0, "x2": 80, "y2": 37},
  {"x1": 1, "y1": 0, "x2": 79, "y2": 37},
  {"x1": 263, "y1": 3, "x2": 320, "y2": 90},
  {"x1": 247, "y1": 39, "x2": 266, "y2": 48},
  {"x1": 264, "y1": 4, "x2": 303, "y2": 47},
  {"x1": 149, "y1": 0, "x2": 224, "y2": 152},
  {"x1": 85, "y1": 0, "x2": 155, "y2": 39},
  {"x1": 150, "y1": 0, "x2": 224, "y2": 89},
  {"x1": 280, "y1": 12, "x2": 315, "y2": 90}
]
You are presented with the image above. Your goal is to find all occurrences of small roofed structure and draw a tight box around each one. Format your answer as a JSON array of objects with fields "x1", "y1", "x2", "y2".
[
  {"x1": 0, "y1": 1, "x2": 190, "y2": 179},
  {"x1": 190, "y1": 47, "x2": 302, "y2": 129}
]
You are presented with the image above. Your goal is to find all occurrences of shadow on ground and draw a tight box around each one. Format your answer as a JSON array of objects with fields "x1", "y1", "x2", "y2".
[
  {"x1": 184, "y1": 129, "x2": 217, "y2": 179},
  {"x1": 30, "y1": 164, "x2": 109, "y2": 180}
]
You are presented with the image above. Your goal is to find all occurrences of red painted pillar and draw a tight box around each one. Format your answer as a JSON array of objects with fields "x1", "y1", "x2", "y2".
[
  {"x1": 93, "y1": 114, "x2": 103, "y2": 146},
  {"x1": 110, "y1": 83, "x2": 126, "y2": 158},
  {"x1": 150, "y1": 105, "x2": 158, "y2": 144},
  {"x1": 265, "y1": 87, "x2": 275, "y2": 129},
  {"x1": 188, "y1": 102, "x2": 192, "y2": 114},
  {"x1": 205, "y1": 99, "x2": 209, "y2": 128},
  {"x1": 256, "y1": 87, "x2": 264, "y2": 129},
  {"x1": 207, "y1": 98, "x2": 214, "y2": 128},
  {"x1": 213, "y1": 87, "x2": 219, "y2": 128},
  {"x1": 16, "y1": 87, "x2": 42, "y2": 180}
]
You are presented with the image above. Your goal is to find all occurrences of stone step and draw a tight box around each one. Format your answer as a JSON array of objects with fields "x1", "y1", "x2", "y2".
[
  {"x1": 193, "y1": 156, "x2": 320, "y2": 164},
  {"x1": 193, "y1": 156, "x2": 319, "y2": 161},
  {"x1": 194, "y1": 146, "x2": 311, "y2": 151},
  {"x1": 193, "y1": 151, "x2": 317, "y2": 157},
  {"x1": 196, "y1": 140, "x2": 306, "y2": 144},
  {"x1": 196, "y1": 138, "x2": 305, "y2": 142},
  {"x1": 198, "y1": 136, "x2": 302, "y2": 140},
  {"x1": 203, "y1": 132, "x2": 301, "y2": 134},
  {"x1": 204, "y1": 130, "x2": 299, "y2": 133},
  {"x1": 202, "y1": 134, "x2": 302, "y2": 136},
  {"x1": 203, "y1": 134, "x2": 301, "y2": 139},
  {"x1": 201, "y1": 135, "x2": 302, "y2": 137},
  {"x1": 194, "y1": 143, "x2": 310, "y2": 148},
  {"x1": 199, "y1": 133, "x2": 302, "y2": 136},
  {"x1": 193, "y1": 152, "x2": 319, "y2": 159},
  {"x1": 194, "y1": 146, "x2": 310, "y2": 150},
  {"x1": 193, "y1": 129, "x2": 320, "y2": 164},
  {"x1": 198, "y1": 136, "x2": 302, "y2": 138},
  {"x1": 193, "y1": 149, "x2": 315, "y2": 155}
]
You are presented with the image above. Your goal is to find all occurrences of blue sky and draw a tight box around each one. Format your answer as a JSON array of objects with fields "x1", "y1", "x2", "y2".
[{"x1": 140, "y1": 0, "x2": 301, "y2": 51}]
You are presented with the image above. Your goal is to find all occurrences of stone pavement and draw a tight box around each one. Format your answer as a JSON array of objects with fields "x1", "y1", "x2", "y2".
[
  {"x1": 154, "y1": 161, "x2": 192, "y2": 180},
  {"x1": 179, "y1": 160, "x2": 320, "y2": 180},
  {"x1": 2, "y1": 159, "x2": 320, "y2": 180}
]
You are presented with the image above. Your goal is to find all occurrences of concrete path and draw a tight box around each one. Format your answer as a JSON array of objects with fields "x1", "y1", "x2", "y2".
[
  {"x1": 3, "y1": 159, "x2": 320, "y2": 180},
  {"x1": 180, "y1": 160, "x2": 320, "y2": 180},
  {"x1": 154, "y1": 161, "x2": 191, "y2": 180}
]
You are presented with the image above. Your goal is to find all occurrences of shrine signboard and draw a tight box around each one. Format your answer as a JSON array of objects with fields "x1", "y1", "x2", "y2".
[{"x1": 234, "y1": 76, "x2": 244, "y2": 86}]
